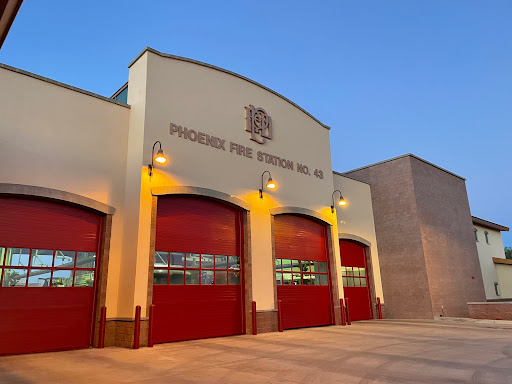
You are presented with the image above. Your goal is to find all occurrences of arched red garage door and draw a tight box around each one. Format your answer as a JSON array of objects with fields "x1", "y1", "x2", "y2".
[
  {"x1": 274, "y1": 215, "x2": 333, "y2": 329},
  {"x1": 340, "y1": 240, "x2": 372, "y2": 321},
  {"x1": 0, "y1": 196, "x2": 103, "y2": 355},
  {"x1": 152, "y1": 195, "x2": 244, "y2": 343}
]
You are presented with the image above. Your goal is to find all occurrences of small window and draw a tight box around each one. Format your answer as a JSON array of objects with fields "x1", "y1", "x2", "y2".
[
  {"x1": 215, "y1": 271, "x2": 227, "y2": 285},
  {"x1": 282, "y1": 259, "x2": 292, "y2": 271},
  {"x1": 52, "y1": 270, "x2": 74, "y2": 287},
  {"x1": 154, "y1": 251, "x2": 168, "y2": 267},
  {"x1": 0, "y1": 247, "x2": 4, "y2": 265},
  {"x1": 282, "y1": 272, "x2": 293, "y2": 285},
  {"x1": 76, "y1": 252, "x2": 96, "y2": 268},
  {"x1": 31, "y1": 249, "x2": 54, "y2": 268},
  {"x1": 276, "y1": 272, "x2": 283, "y2": 285},
  {"x1": 201, "y1": 254, "x2": 214, "y2": 269},
  {"x1": 215, "y1": 255, "x2": 227, "y2": 269},
  {"x1": 27, "y1": 269, "x2": 52, "y2": 287},
  {"x1": 170, "y1": 252, "x2": 185, "y2": 268},
  {"x1": 292, "y1": 272, "x2": 302, "y2": 285},
  {"x1": 229, "y1": 271, "x2": 240, "y2": 285},
  {"x1": 229, "y1": 256, "x2": 240, "y2": 270},
  {"x1": 201, "y1": 270, "x2": 214, "y2": 285},
  {"x1": 153, "y1": 269, "x2": 168, "y2": 285},
  {"x1": 74, "y1": 270, "x2": 95, "y2": 287},
  {"x1": 186, "y1": 270, "x2": 200, "y2": 285},
  {"x1": 55, "y1": 250, "x2": 76, "y2": 268},
  {"x1": 186, "y1": 253, "x2": 200, "y2": 268},
  {"x1": 2, "y1": 268, "x2": 28, "y2": 287},
  {"x1": 5, "y1": 248, "x2": 30, "y2": 267},
  {"x1": 169, "y1": 270, "x2": 185, "y2": 285},
  {"x1": 484, "y1": 231, "x2": 490, "y2": 245},
  {"x1": 275, "y1": 258, "x2": 282, "y2": 271},
  {"x1": 474, "y1": 228, "x2": 478, "y2": 242}
]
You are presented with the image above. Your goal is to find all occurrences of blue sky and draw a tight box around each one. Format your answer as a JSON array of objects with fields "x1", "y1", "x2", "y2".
[{"x1": 1, "y1": 1, "x2": 510, "y2": 246}]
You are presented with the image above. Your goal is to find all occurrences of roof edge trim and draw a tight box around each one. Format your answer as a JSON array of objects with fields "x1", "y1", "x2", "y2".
[
  {"x1": 0, "y1": 63, "x2": 131, "y2": 108},
  {"x1": 341, "y1": 153, "x2": 466, "y2": 181},
  {"x1": 128, "y1": 47, "x2": 330, "y2": 130},
  {"x1": 472, "y1": 216, "x2": 509, "y2": 232}
]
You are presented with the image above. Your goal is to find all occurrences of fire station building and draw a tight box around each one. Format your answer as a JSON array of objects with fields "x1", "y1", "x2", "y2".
[{"x1": 0, "y1": 47, "x2": 506, "y2": 355}]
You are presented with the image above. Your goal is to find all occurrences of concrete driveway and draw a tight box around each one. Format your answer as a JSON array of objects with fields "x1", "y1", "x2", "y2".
[{"x1": 1, "y1": 320, "x2": 511, "y2": 383}]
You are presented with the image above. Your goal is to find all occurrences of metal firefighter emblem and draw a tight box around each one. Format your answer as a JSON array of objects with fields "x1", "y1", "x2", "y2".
[{"x1": 245, "y1": 105, "x2": 272, "y2": 144}]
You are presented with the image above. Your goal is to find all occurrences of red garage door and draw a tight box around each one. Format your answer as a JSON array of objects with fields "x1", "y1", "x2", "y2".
[
  {"x1": 0, "y1": 196, "x2": 102, "y2": 355},
  {"x1": 152, "y1": 196, "x2": 244, "y2": 343},
  {"x1": 275, "y1": 215, "x2": 333, "y2": 329},
  {"x1": 340, "y1": 240, "x2": 372, "y2": 321}
]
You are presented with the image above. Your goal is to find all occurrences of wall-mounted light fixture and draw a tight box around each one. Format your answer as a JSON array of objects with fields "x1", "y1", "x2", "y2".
[
  {"x1": 494, "y1": 282, "x2": 500, "y2": 296},
  {"x1": 259, "y1": 170, "x2": 276, "y2": 198},
  {"x1": 331, "y1": 189, "x2": 347, "y2": 213},
  {"x1": 148, "y1": 141, "x2": 167, "y2": 178}
]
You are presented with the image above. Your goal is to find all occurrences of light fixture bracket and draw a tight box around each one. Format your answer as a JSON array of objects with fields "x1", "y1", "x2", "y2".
[
  {"x1": 260, "y1": 170, "x2": 274, "y2": 199},
  {"x1": 331, "y1": 189, "x2": 345, "y2": 213},
  {"x1": 149, "y1": 140, "x2": 164, "y2": 178}
]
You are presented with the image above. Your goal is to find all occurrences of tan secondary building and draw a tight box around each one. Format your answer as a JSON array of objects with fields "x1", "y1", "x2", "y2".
[{"x1": 0, "y1": 46, "x2": 509, "y2": 355}]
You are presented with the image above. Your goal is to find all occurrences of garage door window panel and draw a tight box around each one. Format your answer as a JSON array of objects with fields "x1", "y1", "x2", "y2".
[
  {"x1": 229, "y1": 256, "x2": 240, "y2": 270},
  {"x1": 228, "y1": 271, "x2": 240, "y2": 285},
  {"x1": 186, "y1": 270, "x2": 200, "y2": 285},
  {"x1": 5, "y1": 248, "x2": 30, "y2": 267},
  {"x1": 282, "y1": 272, "x2": 293, "y2": 285},
  {"x1": 31, "y1": 249, "x2": 54, "y2": 268},
  {"x1": 27, "y1": 269, "x2": 52, "y2": 287},
  {"x1": 215, "y1": 271, "x2": 227, "y2": 285},
  {"x1": 215, "y1": 255, "x2": 227, "y2": 269},
  {"x1": 54, "y1": 250, "x2": 75, "y2": 268},
  {"x1": 74, "y1": 270, "x2": 94, "y2": 287},
  {"x1": 276, "y1": 258, "x2": 329, "y2": 287},
  {"x1": 170, "y1": 252, "x2": 184, "y2": 267},
  {"x1": 77, "y1": 252, "x2": 96, "y2": 268},
  {"x1": 169, "y1": 270, "x2": 185, "y2": 285},
  {"x1": 342, "y1": 267, "x2": 368, "y2": 288},
  {"x1": 186, "y1": 253, "x2": 200, "y2": 268},
  {"x1": 201, "y1": 254, "x2": 214, "y2": 269},
  {"x1": 154, "y1": 269, "x2": 168, "y2": 285},
  {"x1": 154, "y1": 251, "x2": 240, "y2": 286},
  {"x1": 52, "y1": 269, "x2": 74, "y2": 287},
  {"x1": 2, "y1": 268, "x2": 28, "y2": 287}
]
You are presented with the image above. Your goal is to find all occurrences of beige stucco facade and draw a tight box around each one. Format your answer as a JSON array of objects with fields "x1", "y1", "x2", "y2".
[
  {"x1": 332, "y1": 172, "x2": 383, "y2": 302},
  {"x1": 473, "y1": 222, "x2": 511, "y2": 299},
  {"x1": 3, "y1": 48, "x2": 382, "y2": 332},
  {"x1": 0, "y1": 64, "x2": 130, "y2": 317},
  {"x1": 123, "y1": 48, "x2": 341, "y2": 316}
]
